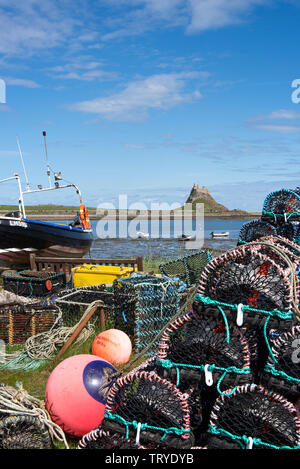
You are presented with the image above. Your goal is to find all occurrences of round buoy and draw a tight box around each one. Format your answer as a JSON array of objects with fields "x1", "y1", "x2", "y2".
[
  {"x1": 45, "y1": 280, "x2": 52, "y2": 291},
  {"x1": 92, "y1": 329, "x2": 132, "y2": 365},
  {"x1": 45, "y1": 354, "x2": 116, "y2": 437}
]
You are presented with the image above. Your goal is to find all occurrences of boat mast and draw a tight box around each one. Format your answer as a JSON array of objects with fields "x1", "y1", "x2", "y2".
[
  {"x1": 43, "y1": 131, "x2": 52, "y2": 188},
  {"x1": 16, "y1": 136, "x2": 30, "y2": 191}
]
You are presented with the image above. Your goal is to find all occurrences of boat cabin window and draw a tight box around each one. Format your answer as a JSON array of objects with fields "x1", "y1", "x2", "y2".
[{"x1": 5, "y1": 211, "x2": 21, "y2": 218}]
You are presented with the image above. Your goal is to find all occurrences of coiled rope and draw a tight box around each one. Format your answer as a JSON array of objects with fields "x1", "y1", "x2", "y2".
[{"x1": 0, "y1": 383, "x2": 69, "y2": 449}]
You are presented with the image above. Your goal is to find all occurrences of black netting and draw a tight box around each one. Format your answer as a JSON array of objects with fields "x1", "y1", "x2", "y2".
[
  {"x1": 238, "y1": 220, "x2": 277, "y2": 245},
  {"x1": 2, "y1": 270, "x2": 66, "y2": 298},
  {"x1": 0, "y1": 415, "x2": 52, "y2": 449},
  {"x1": 77, "y1": 428, "x2": 146, "y2": 449},
  {"x1": 157, "y1": 311, "x2": 253, "y2": 392},
  {"x1": 197, "y1": 246, "x2": 293, "y2": 314},
  {"x1": 207, "y1": 385, "x2": 300, "y2": 449},
  {"x1": 102, "y1": 371, "x2": 193, "y2": 449},
  {"x1": 276, "y1": 222, "x2": 297, "y2": 241},
  {"x1": 261, "y1": 326, "x2": 300, "y2": 399},
  {"x1": 262, "y1": 189, "x2": 300, "y2": 222}
]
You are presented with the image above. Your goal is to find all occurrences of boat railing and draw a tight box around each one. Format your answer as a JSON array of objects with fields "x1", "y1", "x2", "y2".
[{"x1": 0, "y1": 174, "x2": 83, "y2": 219}]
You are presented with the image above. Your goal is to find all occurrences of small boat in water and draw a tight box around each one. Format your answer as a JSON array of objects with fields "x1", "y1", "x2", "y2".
[
  {"x1": 210, "y1": 231, "x2": 229, "y2": 239},
  {"x1": 0, "y1": 133, "x2": 93, "y2": 264},
  {"x1": 177, "y1": 234, "x2": 193, "y2": 241},
  {"x1": 137, "y1": 231, "x2": 150, "y2": 239}
]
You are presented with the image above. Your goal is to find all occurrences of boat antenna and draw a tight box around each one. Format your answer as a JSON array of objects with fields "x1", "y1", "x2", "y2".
[
  {"x1": 43, "y1": 130, "x2": 52, "y2": 188},
  {"x1": 16, "y1": 136, "x2": 30, "y2": 191}
]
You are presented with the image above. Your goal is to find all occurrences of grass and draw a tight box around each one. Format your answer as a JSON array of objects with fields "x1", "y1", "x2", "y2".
[
  {"x1": 0, "y1": 251, "x2": 223, "y2": 448},
  {"x1": 0, "y1": 204, "x2": 96, "y2": 213}
]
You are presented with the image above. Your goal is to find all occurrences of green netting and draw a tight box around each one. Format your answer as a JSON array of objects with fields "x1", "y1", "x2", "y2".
[
  {"x1": 159, "y1": 251, "x2": 212, "y2": 286},
  {"x1": 113, "y1": 275, "x2": 183, "y2": 354}
]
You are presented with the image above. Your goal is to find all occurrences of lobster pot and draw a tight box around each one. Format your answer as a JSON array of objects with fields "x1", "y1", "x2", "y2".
[
  {"x1": 101, "y1": 370, "x2": 194, "y2": 449},
  {"x1": 260, "y1": 326, "x2": 300, "y2": 400},
  {"x1": 0, "y1": 304, "x2": 60, "y2": 345},
  {"x1": 156, "y1": 310, "x2": 254, "y2": 395},
  {"x1": 194, "y1": 242, "x2": 298, "y2": 329},
  {"x1": 262, "y1": 188, "x2": 300, "y2": 223},
  {"x1": 0, "y1": 415, "x2": 52, "y2": 449},
  {"x1": 207, "y1": 384, "x2": 300, "y2": 450},
  {"x1": 238, "y1": 219, "x2": 277, "y2": 245},
  {"x1": 159, "y1": 251, "x2": 212, "y2": 286},
  {"x1": 276, "y1": 222, "x2": 298, "y2": 242},
  {"x1": 55, "y1": 285, "x2": 114, "y2": 328},
  {"x1": 113, "y1": 275, "x2": 181, "y2": 354},
  {"x1": 2, "y1": 270, "x2": 66, "y2": 298},
  {"x1": 77, "y1": 427, "x2": 150, "y2": 450},
  {"x1": 295, "y1": 222, "x2": 300, "y2": 245}
]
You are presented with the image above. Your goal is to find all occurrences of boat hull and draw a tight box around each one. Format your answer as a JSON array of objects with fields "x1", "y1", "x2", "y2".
[{"x1": 0, "y1": 217, "x2": 93, "y2": 264}]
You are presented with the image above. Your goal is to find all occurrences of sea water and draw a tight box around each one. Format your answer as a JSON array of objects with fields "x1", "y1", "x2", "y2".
[{"x1": 88, "y1": 218, "x2": 250, "y2": 259}]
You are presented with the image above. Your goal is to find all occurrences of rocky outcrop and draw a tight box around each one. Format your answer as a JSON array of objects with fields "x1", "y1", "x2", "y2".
[{"x1": 185, "y1": 184, "x2": 229, "y2": 212}]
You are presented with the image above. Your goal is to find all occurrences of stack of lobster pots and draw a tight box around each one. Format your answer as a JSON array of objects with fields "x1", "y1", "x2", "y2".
[
  {"x1": 238, "y1": 187, "x2": 300, "y2": 246},
  {"x1": 77, "y1": 190, "x2": 300, "y2": 451}
]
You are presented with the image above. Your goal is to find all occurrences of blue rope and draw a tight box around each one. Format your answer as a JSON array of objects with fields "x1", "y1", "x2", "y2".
[
  {"x1": 264, "y1": 364, "x2": 300, "y2": 384},
  {"x1": 156, "y1": 359, "x2": 250, "y2": 394},
  {"x1": 194, "y1": 295, "x2": 293, "y2": 322},
  {"x1": 104, "y1": 411, "x2": 190, "y2": 441},
  {"x1": 208, "y1": 425, "x2": 300, "y2": 450}
]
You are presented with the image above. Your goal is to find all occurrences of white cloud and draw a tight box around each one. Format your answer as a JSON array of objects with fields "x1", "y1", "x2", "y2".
[
  {"x1": 70, "y1": 72, "x2": 202, "y2": 121},
  {"x1": 48, "y1": 59, "x2": 118, "y2": 82},
  {"x1": 124, "y1": 143, "x2": 147, "y2": 149},
  {"x1": 5, "y1": 77, "x2": 41, "y2": 88},
  {"x1": 254, "y1": 109, "x2": 300, "y2": 120},
  {"x1": 0, "y1": 1, "x2": 97, "y2": 56},
  {"x1": 187, "y1": 0, "x2": 267, "y2": 33},
  {"x1": 248, "y1": 108, "x2": 300, "y2": 133},
  {"x1": 100, "y1": 0, "x2": 271, "y2": 41},
  {"x1": 252, "y1": 123, "x2": 300, "y2": 134}
]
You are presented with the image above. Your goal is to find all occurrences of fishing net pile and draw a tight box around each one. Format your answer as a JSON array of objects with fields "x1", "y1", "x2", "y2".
[{"x1": 238, "y1": 187, "x2": 300, "y2": 246}]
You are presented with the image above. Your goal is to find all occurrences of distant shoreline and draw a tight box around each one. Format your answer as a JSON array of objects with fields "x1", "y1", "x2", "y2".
[{"x1": 1, "y1": 211, "x2": 261, "y2": 221}]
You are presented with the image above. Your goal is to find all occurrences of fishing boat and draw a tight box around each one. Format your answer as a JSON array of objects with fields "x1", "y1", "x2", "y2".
[
  {"x1": 210, "y1": 231, "x2": 229, "y2": 239},
  {"x1": 0, "y1": 133, "x2": 93, "y2": 264}
]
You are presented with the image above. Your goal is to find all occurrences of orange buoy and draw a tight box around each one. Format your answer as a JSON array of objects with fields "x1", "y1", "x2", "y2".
[{"x1": 92, "y1": 329, "x2": 132, "y2": 366}]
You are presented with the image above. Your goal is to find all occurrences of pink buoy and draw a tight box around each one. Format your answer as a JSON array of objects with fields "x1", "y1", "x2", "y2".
[
  {"x1": 92, "y1": 329, "x2": 132, "y2": 365},
  {"x1": 45, "y1": 354, "x2": 116, "y2": 437}
]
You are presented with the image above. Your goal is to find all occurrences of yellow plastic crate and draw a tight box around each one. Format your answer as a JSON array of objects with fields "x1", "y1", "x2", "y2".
[{"x1": 72, "y1": 264, "x2": 135, "y2": 288}]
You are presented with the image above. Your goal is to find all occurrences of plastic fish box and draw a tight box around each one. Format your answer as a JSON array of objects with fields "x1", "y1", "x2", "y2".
[{"x1": 72, "y1": 264, "x2": 135, "y2": 288}]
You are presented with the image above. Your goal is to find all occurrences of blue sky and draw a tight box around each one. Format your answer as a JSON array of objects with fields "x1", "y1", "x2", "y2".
[{"x1": 0, "y1": 0, "x2": 300, "y2": 211}]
